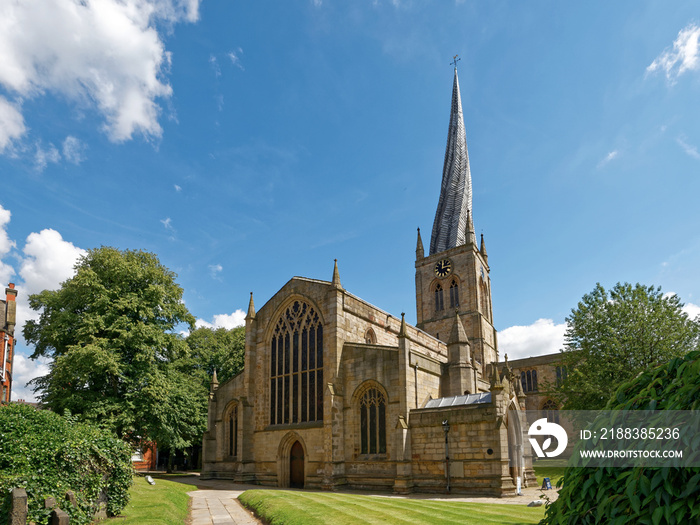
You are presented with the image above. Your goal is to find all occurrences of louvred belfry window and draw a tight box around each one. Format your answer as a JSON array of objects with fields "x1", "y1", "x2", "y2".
[{"x1": 270, "y1": 300, "x2": 324, "y2": 425}]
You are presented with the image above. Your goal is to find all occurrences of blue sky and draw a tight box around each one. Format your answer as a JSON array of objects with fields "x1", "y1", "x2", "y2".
[{"x1": 1, "y1": 1, "x2": 700, "y2": 401}]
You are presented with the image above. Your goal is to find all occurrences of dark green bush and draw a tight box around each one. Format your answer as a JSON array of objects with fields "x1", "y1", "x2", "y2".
[
  {"x1": 0, "y1": 403, "x2": 133, "y2": 524},
  {"x1": 541, "y1": 350, "x2": 700, "y2": 525}
]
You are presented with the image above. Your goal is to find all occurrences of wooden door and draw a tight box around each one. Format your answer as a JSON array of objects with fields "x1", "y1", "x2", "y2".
[{"x1": 290, "y1": 441, "x2": 304, "y2": 488}]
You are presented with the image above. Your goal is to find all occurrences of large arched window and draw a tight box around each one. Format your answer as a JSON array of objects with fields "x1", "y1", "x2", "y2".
[
  {"x1": 226, "y1": 404, "x2": 238, "y2": 458},
  {"x1": 435, "y1": 284, "x2": 444, "y2": 312},
  {"x1": 449, "y1": 279, "x2": 459, "y2": 308},
  {"x1": 270, "y1": 300, "x2": 323, "y2": 425},
  {"x1": 360, "y1": 387, "x2": 386, "y2": 455}
]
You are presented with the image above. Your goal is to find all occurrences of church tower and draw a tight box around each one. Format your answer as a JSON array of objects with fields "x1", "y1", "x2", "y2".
[{"x1": 415, "y1": 65, "x2": 497, "y2": 383}]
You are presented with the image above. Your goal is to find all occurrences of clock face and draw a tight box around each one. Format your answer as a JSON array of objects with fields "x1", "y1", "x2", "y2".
[{"x1": 434, "y1": 259, "x2": 452, "y2": 278}]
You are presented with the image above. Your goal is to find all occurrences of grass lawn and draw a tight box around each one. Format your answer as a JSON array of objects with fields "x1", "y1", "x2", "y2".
[
  {"x1": 532, "y1": 459, "x2": 566, "y2": 488},
  {"x1": 108, "y1": 475, "x2": 192, "y2": 525},
  {"x1": 239, "y1": 490, "x2": 546, "y2": 524}
]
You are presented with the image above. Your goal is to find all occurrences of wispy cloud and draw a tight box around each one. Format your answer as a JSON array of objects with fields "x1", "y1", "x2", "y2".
[
  {"x1": 597, "y1": 150, "x2": 619, "y2": 168},
  {"x1": 228, "y1": 48, "x2": 245, "y2": 71},
  {"x1": 647, "y1": 23, "x2": 700, "y2": 83},
  {"x1": 209, "y1": 54, "x2": 221, "y2": 77},
  {"x1": 34, "y1": 141, "x2": 61, "y2": 171},
  {"x1": 0, "y1": 97, "x2": 26, "y2": 153},
  {"x1": 676, "y1": 135, "x2": 700, "y2": 160},
  {"x1": 174, "y1": 184, "x2": 182, "y2": 192},
  {"x1": 160, "y1": 217, "x2": 173, "y2": 230},
  {"x1": 62, "y1": 136, "x2": 87, "y2": 164},
  {"x1": 209, "y1": 263, "x2": 223, "y2": 279}
]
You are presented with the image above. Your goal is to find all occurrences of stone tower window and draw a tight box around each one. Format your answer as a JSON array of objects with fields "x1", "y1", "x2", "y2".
[
  {"x1": 226, "y1": 404, "x2": 238, "y2": 458},
  {"x1": 435, "y1": 284, "x2": 445, "y2": 312},
  {"x1": 270, "y1": 300, "x2": 324, "y2": 425},
  {"x1": 360, "y1": 387, "x2": 387, "y2": 455},
  {"x1": 449, "y1": 279, "x2": 459, "y2": 308}
]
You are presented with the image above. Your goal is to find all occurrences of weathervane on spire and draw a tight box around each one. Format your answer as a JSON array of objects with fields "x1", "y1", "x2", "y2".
[{"x1": 450, "y1": 54, "x2": 461, "y2": 69}]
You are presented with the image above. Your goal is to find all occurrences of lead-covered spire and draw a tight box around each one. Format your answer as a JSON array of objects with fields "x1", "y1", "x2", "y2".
[{"x1": 429, "y1": 67, "x2": 473, "y2": 255}]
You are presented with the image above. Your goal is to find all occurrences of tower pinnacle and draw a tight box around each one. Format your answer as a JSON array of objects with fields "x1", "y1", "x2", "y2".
[{"x1": 429, "y1": 67, "x2": 473, "y2": 255}]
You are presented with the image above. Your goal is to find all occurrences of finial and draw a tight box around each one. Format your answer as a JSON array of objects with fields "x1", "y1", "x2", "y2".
[
  {"x1": 332, "y1": 259, "x2": 343, "y2": 289},
  {"x1": 450, "y1": 54, "x2": 461, "y2": 69},
  {"x1": 246, "y1": 292, "x2": 256, "y2": 320},
  {"x1": 480, "y1": 233, "x2": 488, "y2": 260},
  {"x1": 466, "y1": 209, "x2": 476, "y2": 246},
  {"x1": 399, "y1": 312, "x2": 408, "y2": 338},
  {"x1": 416, "y1": 228, "x2": 424, "y2": 260},
  {"x1": 209, "y1": 369, "x2": 219, "y2": 398}
]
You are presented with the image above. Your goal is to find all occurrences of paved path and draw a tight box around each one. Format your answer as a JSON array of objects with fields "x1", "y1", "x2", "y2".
[{"x1": 167, "y1": 474, "x2": 557, "y2": 524}]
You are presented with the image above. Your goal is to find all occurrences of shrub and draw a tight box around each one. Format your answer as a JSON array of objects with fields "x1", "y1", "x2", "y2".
[
  {"x1": 541, "y1": 350, "x2": 700, "y2": 525},
  {"x1": 0, "y1": 403, "x2": 133, "y2": 524}
]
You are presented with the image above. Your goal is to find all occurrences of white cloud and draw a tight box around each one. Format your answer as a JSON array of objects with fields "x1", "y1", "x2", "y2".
[
  {"x1": 597, "y1": 150, "x2": 618, "y2": 168},
  {"x1": 195, "y1": 310, "x2": 246, "y2": 330},
  {"x1": 647, "y1": 23, "x2": 700, "y2": 83},
  {"x1": 676, "y1": 135, "x2": 700, "y2": 160},
  {"x1": 683, "y1": 302, "x2": 700, "y2": 320},
  {"x1": 208, "y1": 264, "x2": 223, "y2": 279},
  {"x1": 0, "y1": 0, "x2": 200, "y2": 146},
  {"x1": 160, "y1": 217, "x2": 173, "y2": 229},
  {"x1": 228, "y1": 48, "x2": 245, "y2": 71},
  {"x1": 9, "y1": 354, "x2": 50, "y2": 403},
  {"x1": 209, "y1": 55, "x2": 221, "y2": 77},
  {"x1": 34, "y1": 141, "x2": 61, "y2": 171},
  {"x1": 0, "y1": 205, "x2": 16, "y2": 285},
  {"x1": 0, "y1": 96, "x2": 26, "y2": 152},
  {"x1": 62, "y1": 136, "x2": 87, "y2": 164},
  {"x1": 498, "y1": 318, "x2": 566, "y2": 360},
  {"x1": 19, "y1": 229, "x2": 86, "y2": 298},
  {"x1": 174, "y1": 184, "x2": 182, "y2": 192}
]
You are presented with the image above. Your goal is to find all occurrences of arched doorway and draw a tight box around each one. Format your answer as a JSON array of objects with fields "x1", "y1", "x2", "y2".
[
  {"x1": 506, "y1": 403, "x2": 524, "y2": 487},
  {"x1": 290, "y1": 441, "x2": 304, "y2": 488}
]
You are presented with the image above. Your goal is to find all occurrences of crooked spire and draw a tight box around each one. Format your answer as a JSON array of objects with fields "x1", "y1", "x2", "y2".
[{"x1": 429, "y1": 67, "x2": 473, "y2": 255}]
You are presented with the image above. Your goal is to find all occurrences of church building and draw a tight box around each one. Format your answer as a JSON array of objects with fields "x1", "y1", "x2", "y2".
[{"x1": 201, "y1": 67, "x2": 536, "y2": 496}]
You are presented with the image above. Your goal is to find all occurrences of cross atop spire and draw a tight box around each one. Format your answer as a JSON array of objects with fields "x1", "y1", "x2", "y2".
[
  {"x1": 429, "y1": 66, "x2": 473, "y2": 255},
  {"x1": 450, "y1": 54, "x2": 461, "y2": 69}
]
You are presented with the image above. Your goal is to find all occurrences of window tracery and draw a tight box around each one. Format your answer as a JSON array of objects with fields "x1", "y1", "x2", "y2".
[
  {"x1": 435, "y1": 284, "x2": 444, "y2": 312},
  {"x1": 449, "y1": 279, "x2": 459, "y2": 308},
  {"x1": 270, "y1": 300, "x2": 324, "y2": 425},
  {"x1": 359, "y1": 387, "x2": 386, "y2": 455}
]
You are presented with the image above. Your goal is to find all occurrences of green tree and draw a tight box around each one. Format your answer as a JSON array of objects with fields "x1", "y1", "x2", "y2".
[
  {"x1": 184, "y1": 325, "x2": 245, "y2": 385},
  {"x1": 556, "y1": 282, "x2": 700, "y2": 410},
  {"x1": 542, "y1": 350, "x2": 700, "y2": 524},
  {"x1": 24, "y1": 247, "x2": 204, "y2": 449}
]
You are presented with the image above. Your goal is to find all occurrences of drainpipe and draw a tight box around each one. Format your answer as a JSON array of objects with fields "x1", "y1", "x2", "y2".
[
  {"x1": 1, "y1": 335, "x2": 7, "y2": 382},
  {"x1": 442, "y1": 419, "x2": 450, "y2": 493}
]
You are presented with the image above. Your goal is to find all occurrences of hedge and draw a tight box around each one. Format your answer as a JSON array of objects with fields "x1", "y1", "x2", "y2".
[{"x1": 0, "y1": 403, "x2": 133, "y2": 524}]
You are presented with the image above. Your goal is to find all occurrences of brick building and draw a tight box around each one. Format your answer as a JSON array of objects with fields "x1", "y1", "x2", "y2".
[
  {"x1": 1, "y1": 283, "x2": 17, "y2": 404},
  {"x1": 201, "y1": 68, "x2": 538, "y2": 495}
]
